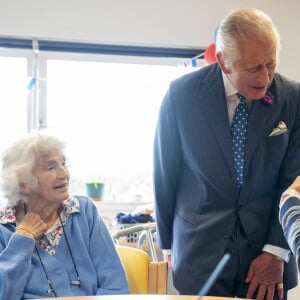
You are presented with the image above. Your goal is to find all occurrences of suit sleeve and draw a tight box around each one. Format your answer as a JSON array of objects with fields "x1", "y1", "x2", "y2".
[
  {"x1": 267, "y1": 83, "x2": 300, "y2": 248},
  {"x1": 153, "y1": 86, "x2": 182, "y2": 250},
  {"x1": 279, "y1": 195, "x2": 300, "y2": 257}
]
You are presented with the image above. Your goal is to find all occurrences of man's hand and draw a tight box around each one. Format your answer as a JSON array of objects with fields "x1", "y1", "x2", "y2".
[
  {"x1": 246, "y1": 252, "x2": 284, "y2": 300},
  {"x1": 164, "y1": 253, "x2": 172, "y2": 269}
]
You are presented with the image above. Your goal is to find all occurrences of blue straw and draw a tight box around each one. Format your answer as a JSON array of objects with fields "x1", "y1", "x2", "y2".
[{"x1": 197, "y1": 253, "x2": 231, "y2": 300}]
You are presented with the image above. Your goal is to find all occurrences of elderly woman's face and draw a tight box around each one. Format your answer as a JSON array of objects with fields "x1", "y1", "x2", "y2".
[{"x1": 30, "y1": 150, "x2": 70, "y2": 203}]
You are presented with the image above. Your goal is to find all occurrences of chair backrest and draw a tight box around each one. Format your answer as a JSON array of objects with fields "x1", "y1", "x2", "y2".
[
  {"x1": 116, "y1": 245, "x2": 168, "y2": 294},
  {"x1": 116, "y1": 245, "x2": 150, "y2": 294}
]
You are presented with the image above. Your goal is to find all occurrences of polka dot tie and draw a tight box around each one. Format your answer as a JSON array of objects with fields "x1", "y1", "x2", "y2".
[{"x1": 231, "y1": 93, "x2": 249, "y2": 189}]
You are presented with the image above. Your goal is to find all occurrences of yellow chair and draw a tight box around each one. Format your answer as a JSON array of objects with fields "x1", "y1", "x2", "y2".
[{"x1": 116, "y1": 245, "x2": 167, "y2": 294}]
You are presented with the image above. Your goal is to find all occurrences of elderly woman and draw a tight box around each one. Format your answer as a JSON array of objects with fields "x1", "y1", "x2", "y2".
[{"x1": 0, "y1": 134, "x2": 129, "y2": 299}]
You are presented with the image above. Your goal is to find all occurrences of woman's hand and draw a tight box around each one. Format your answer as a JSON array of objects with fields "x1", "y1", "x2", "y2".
[
  {"x1": 288, "y1": 175, "x2": 300, "y2": 192},
  {"x1": 16, "y1": 212, "x2": 48, "y2": 239}
]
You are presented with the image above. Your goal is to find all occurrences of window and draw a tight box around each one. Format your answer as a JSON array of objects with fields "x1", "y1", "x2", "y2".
[
  {"x1": 44, "y1": 55, "x2": 198, "y2": 204},
  {"x1": 0, "y1": 42, "x2": 202, "y2": 206},
  {"x1": 0, "y1": 50, "x2": 29, "y2": 157}
]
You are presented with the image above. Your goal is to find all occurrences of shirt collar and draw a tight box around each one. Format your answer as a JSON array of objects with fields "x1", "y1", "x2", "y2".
[
  {"x1": 0, "y1": 196, "x2": 80, "y2": 225},
  {"x1": 222, "y1": 71, "x2": 237, "y2": 98}
]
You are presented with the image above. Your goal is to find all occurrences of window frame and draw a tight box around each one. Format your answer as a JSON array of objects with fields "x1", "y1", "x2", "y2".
[{"x1": 37, "y1": 50, "x2": 204, "y2": 131}]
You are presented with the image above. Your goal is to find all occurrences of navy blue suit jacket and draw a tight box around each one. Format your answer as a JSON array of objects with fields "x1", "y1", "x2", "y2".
[{"x1": 154, "y1": 63, "x2": 300, "y2": 294}]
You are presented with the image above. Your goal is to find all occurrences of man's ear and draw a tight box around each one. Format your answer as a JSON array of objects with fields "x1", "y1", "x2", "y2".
[
  {"x1": 216, "y1": 52, "x2": 231, "y2": 74},
  {"x1": 19, "y1": 182, "x2": 31, "y2": 195}
]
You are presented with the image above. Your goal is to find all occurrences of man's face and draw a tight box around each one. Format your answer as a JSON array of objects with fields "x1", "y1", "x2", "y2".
[{"x1": 221, "y1": 38, "x2": 277, "y2": 100}]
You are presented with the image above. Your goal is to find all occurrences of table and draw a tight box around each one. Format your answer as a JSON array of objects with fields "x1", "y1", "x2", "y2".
[{"x1": 33, "y1": 295, "x2": 246, "y2": 300}]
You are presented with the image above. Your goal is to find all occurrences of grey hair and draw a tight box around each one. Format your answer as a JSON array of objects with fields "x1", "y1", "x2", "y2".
[
  {"x1": 215, "y1": 8, "x2": 281, "y2": 68},
  {"x1": 0, "y1": 133, "x2": 66, "y2": 206}
]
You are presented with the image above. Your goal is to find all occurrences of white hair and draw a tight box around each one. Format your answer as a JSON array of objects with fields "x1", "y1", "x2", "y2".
[
  {"x1": 0, "y1": 133, "x2": 65, "y2": 206},
  {"x1": 215, "y1": 8, "x2": 281, "y2": 68}
]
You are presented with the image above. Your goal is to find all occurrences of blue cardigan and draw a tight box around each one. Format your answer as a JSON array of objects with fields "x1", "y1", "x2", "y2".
[{"x1": 0, "y1": 195, "x2": 129, "y2": 299}]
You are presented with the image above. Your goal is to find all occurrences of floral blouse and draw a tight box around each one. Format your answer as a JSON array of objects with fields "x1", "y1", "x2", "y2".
[{"x1": 0, "y1": 196, "x2": 80, "y2": 256}]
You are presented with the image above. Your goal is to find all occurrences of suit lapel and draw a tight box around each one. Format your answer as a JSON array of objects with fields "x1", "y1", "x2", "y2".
[
  {"x1": 200, "y1": 65, "x2": 236, "y2": 177},
  {"x1": 198, "y1": 65, "x2": 276, "y2": 185},
  {"x1": 244, "y1": 91, "x2": 275, "y2": 173}
]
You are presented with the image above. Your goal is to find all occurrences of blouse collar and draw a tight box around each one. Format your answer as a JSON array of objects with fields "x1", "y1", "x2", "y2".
[{"x1": 0, "y1": 196, "x2": 80, "y2": 225}]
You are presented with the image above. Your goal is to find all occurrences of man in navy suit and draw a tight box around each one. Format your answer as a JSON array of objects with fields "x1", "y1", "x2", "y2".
[
  {"x1": 154, "y1": 8, "x2": 300, "y2": 300},
  {"x1": 280, "y1": 176, "x2": 300, "y2": 272}
]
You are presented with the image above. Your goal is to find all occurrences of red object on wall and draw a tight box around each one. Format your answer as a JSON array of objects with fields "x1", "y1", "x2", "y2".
[{"x1": 204, "y1": 43, "x2": 217, "y2": 65}]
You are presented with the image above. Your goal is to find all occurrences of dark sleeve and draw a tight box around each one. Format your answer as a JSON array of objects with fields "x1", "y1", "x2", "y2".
[
  {"x1": 267, "y1": 81, "x2": 300, "y2": 248},
  {"x1": 153, "y1": 85, "x2": 182, "y2": 249}
]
